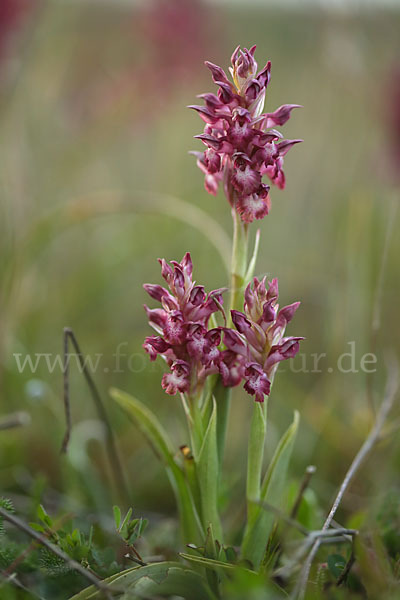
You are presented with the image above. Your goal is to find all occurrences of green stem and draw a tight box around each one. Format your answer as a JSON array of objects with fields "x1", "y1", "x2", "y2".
[
  {"x1": 186, "y1": 393, "x2": 204, "y2": 461},
  {"x1": 214, "y1": 380, "x2": 232, "y2": 470},
  {"x1": 182, "y1": 195, "x2": 251, "y2": 544},
  {"x1": 214, "y1": 202, "x2": 250, "y2": 484},
  {"x1": 230, "y1": 206, "x2": 249, "y2": 315}
]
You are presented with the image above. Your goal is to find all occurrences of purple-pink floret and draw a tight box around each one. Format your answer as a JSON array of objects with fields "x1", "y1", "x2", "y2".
[
  {"x1": 190, "y1": 45, "x2": 302, "y2": 223},
  {"x1": 224, "y1": 277, "x2": 304, "y2": 402},
  {"x1": 143, "y1": 255, "x2": 303, "y2": 403}
]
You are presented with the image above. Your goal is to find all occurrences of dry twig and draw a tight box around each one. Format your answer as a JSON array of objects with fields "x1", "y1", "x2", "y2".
[
  {"x1": 61, "y1": 327, "x2": 129, "y2": 505},
  {"x1": 290, "y1": 465, "x2": 316, "y2": 520}
]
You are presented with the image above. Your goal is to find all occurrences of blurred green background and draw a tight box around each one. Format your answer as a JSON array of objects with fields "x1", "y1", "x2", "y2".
[{"x1": 1, "y1": 0, "x2": 400, "y2": 564}]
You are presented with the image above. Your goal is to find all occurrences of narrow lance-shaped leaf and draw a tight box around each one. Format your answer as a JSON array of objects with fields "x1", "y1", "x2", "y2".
[
  {"x1": 119, "y1": 507, "x2": 133, "y2": 535},
  {"x1": 246, "y1": 399, "x2": 268, "y2": 524},
  {"x1": 241, "y1": 410, "x2": 299, "y2": 569},
  {"x1": 110, "y1": 388, "x2": 203, "y2": 546},
  {"x1": 180, "y1": 553, "x2": 244, "y2": 572},
  {"x1": 197, "y1": 398, "x2": 223, "y2": 542}
]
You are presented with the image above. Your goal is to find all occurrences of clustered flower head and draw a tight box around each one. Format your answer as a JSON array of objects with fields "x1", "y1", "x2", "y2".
[
  {"x1": 143, "y1": 253, "x2": 230, "y2": 397},
  {"x1": 190, "y1": 45, "x2": 302, "y2": 224},
  {"x1": 143, "y1": 255, "x2": 303, "y2": 403},
  {"x1": 224, "y1": 277, "x2": 304, "y2": 402}
]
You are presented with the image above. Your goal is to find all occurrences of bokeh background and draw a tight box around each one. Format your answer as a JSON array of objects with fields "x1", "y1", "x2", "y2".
[{"x1": 1, "y1": 0, "x2": 400, "y2": 574}]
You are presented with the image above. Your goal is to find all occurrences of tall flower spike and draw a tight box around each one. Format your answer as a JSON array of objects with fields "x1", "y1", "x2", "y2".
[
  {"x1": 224, "y1": 277, "x2": 304, "y2": 402},
  {"x1": 190, "y1": 45, "x2": 302, "y2": 223}
]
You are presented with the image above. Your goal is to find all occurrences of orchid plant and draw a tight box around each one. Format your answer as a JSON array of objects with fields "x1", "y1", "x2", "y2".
[{"x1": 72, "y1": 45, "x2": 303, "y2": 599}]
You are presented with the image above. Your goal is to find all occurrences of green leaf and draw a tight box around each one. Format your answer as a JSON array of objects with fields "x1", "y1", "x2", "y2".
[
  {"x1": 261, "y1": 410, "x2": 299, "y2": 499},
  {"x1": 197, "y1": 398, "x2": 222, "y2": 542},
  {"x1": 180, "y1": 552, "x2": 236, "y2": 571},
  {"x1": 327, "y1": 554, "x2": 346, "y2": 579},
  {"x1": 139, "y1": 518, "x2": 148, "y2": 535},
  {"x1": 246, "y1": 400, "x2": 268, "y2": 524},
  {"x1": 68, "y1": 569, "x2": 138, "y2": 599},
  {"x1": 224, "y1": 546, "x2": 238, "y2": 564},
  {"x1": 241, "y1": 410, "x2": 299, "y2": 569},
  {"x1": 204, "y1": 525, "x2": 218, "y2": 560},
  {"x1": 29, "y1": 522, "x2": 46, "y2": 533},
  {"x1": 110, "y1": 388, "x2": 203, "y2": 546},
  {"x1": 37, "y1": 504, "x2": 52, "y2": 527},
  {"x1": 120, "y1": 508, "x2": 133, "y2": 536},
  {"x1": 88, "y1": 525, "x2": 94, "y2": 548},
  {"x1": 71, "y1": 528, "x2": 82, "y2": 545},
  {"x1": 68, "y1": 562, "x2": 216, "y2": 600},
  {"x1": 113, "y1": 505, "x2": 121, "y2": 530},
  {"x1": 180, "y1": 553, "x2": 256, "y2": 577}
]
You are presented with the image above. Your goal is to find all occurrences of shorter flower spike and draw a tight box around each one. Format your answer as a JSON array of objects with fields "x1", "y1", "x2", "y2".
[
  {"x1": 143, "y1": 254, "x2": 234, "y2": 398},
  {"x1": 225, "y1": 276, "x2": 304, "y2": 402}
]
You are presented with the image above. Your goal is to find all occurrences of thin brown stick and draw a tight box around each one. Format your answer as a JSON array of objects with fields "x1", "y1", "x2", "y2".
[
  {"x1": 290, "y1": 465, "x2": 316, "y2": 520},
  {"x1": 336, "y1": 535, "x2": 356, "y2": 587},
  {"x1": 62, "y1": 327, "x2": 71, "y2": 452},
  {"x1": 61, "y1": 327, "x2": 130, "y2": 505},
  {"x1": 293, "y1": 359, "x2": 398, "y2": 600},
  {"x1": 125, "y1": 549, "x2": 147, "y2": 567},
  {"x1": 128, "y1": 543, "x2": 146, "y2": 565},
  {"x1": 0, "y1": 507, "x2": 115, "y2": 599}
]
